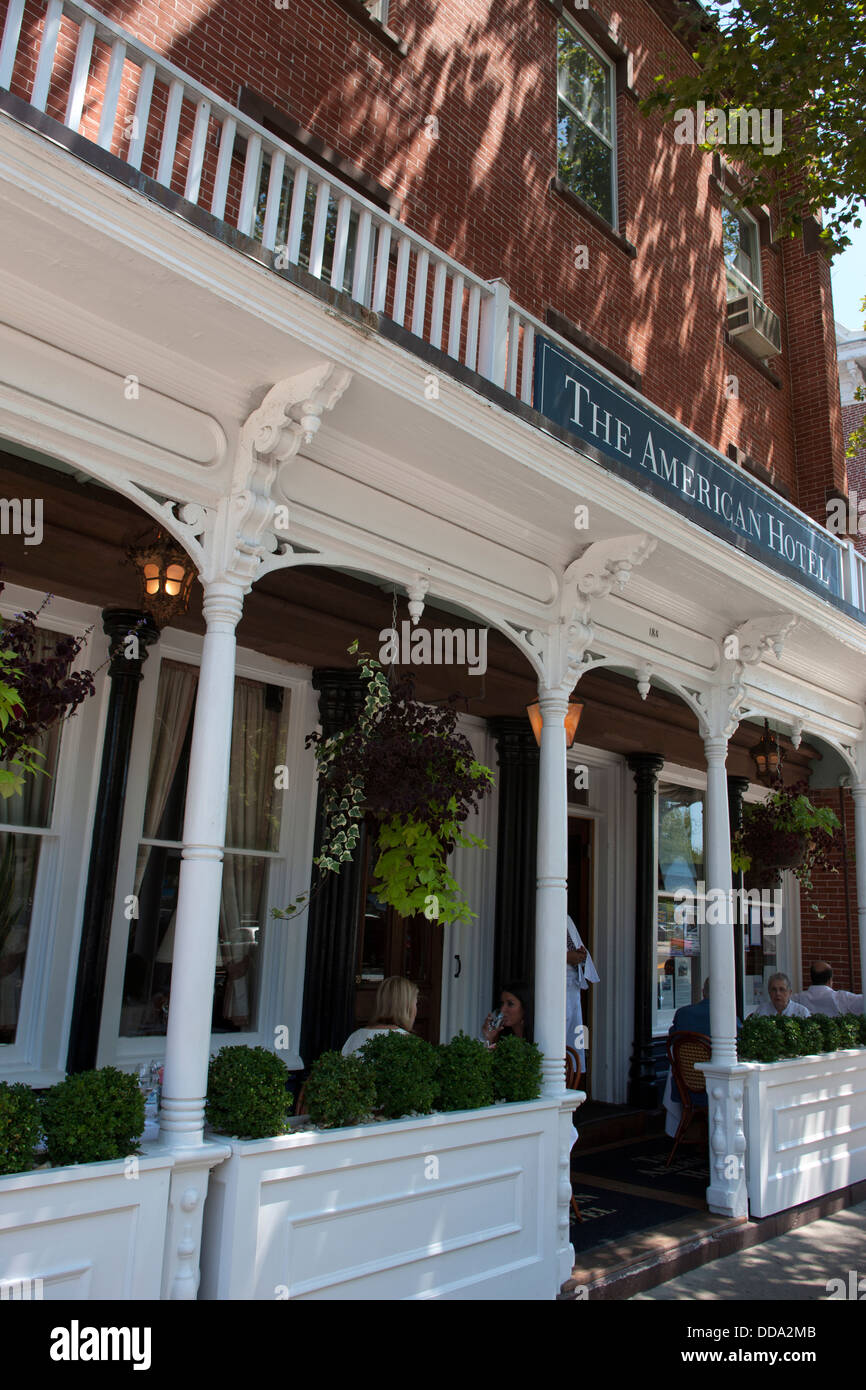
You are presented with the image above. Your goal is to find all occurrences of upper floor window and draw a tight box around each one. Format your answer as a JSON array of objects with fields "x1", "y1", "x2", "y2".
[
  {"x1": 722, "y1": 199, "x2": 761, "y2": 299},
  {"x1": 556, "y1": 22, "x2": 616, "y2": 227},
  {"x1": 364, "y1": 0, "x2": 388, "y2": 21}
]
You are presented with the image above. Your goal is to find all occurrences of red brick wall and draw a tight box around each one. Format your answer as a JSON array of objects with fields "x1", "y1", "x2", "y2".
[
  {"x1": 799, "y1": 787, "x2": 861, "y2": 993},
  {"x1": 0, "y1": 0, "x2": 843, "y2": 512}
]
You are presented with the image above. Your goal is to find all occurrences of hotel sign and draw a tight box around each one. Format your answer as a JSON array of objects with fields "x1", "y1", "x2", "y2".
[{"x1": 533, "y1": 337, "x2": 843, "y2": 604}]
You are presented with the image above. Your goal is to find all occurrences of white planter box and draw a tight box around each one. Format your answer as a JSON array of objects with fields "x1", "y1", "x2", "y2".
[
  {"x1": 0, "y1": 1150, "x2": 174, "y2": 1300},
  {"x1": 199, "y1": 1098, "x2": 570, "y2": 1300},
  {"x1": 743, "y1": 1048, "x2": 866, "y2": 1218}
]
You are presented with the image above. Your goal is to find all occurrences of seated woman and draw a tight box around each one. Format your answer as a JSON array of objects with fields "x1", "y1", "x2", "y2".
[
  {"x1": 342, "y1": 976, "x2": 419, "y2": 1056},
  {"x1": 481, "y1": 981, "x2": 532, "y2": 1048}
]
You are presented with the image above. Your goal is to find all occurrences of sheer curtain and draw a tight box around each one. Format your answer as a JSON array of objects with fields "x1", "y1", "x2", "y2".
[{"x1": 137, "y1": 661, "x2": 198, "y2": 884}]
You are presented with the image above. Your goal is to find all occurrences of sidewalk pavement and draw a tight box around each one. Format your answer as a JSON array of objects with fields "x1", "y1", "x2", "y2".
[{"x1": 632, "y1": 1200, "x2": 866, "y2": 1300}]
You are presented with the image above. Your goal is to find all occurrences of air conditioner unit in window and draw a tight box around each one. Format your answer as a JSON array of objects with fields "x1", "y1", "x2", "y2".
[{"x1": 727, "y1": 291, "x2": 782, "y2": 359}]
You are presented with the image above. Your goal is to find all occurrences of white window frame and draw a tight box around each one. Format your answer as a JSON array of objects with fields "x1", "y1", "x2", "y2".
[
  {"x1": 721, "y1": 197, "x2": 762, "y2": 298},
  {"x1": 98, "y1": 626, "x2": 320, "y2": 1074},
  {"x1": 556, "y1": 19, "x2": 618, "y2": 230},
  {"x1": 0, "y1": 584, "x2": 109, "y2": 1086}
]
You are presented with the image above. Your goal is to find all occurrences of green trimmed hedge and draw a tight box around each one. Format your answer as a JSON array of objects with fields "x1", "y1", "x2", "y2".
[
  {"x1": 492, "y1": 1035, "x2": 544, "y2": 1102},
  {"x1": 304, "y1": 1051, "x2": 376, "y2": 1129},
  {"x1": 357, "y1": 1032, "x2": 439, "y2": 1119},
  {"x1": 0, "y1": 1081, "x2": 42, "y2": 1176},
  {"x1": 437, "y1": 1032, "x2": 493, "y2": 1111},
  {"x1": 206, "y1": 1045, "x2": 291, "y2": 1139},
  {"x1": 739, "y1": 1011, "x2": 866, "y2": 1064},
  {"x1": 41, "y1": 1067, "x2": 144, "y2": 1166}
]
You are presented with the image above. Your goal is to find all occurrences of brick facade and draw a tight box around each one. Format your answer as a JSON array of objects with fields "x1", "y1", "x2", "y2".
[
  {"x1": 1, "y1": 0, "x2": 846, "y2": 515},
  {"x1": 800, "y1": 788, "x2": 861, "y2": 994}
]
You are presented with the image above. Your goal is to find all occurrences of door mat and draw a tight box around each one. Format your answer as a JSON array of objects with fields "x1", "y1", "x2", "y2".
[
  {"x1": 570, "y1": 1181, "x2": 691, "y2": 1252},
  {"x1": 572, "y1": 1134, "x2": 709, "y2": 1198}
]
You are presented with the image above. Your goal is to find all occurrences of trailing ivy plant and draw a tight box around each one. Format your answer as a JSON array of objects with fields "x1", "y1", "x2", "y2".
[
  {"x1": 276, "y1": 643, "x2": 494, "y2": 925},
  {"x1": 731, "y1": 781, "x2": 840, "y2": 915}
]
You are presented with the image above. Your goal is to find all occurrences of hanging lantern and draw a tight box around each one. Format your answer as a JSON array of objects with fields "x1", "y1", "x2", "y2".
[
  {"x1": 126, "y1": 529, "x2": 197, "y2": 629},
  {"x1": 526, "y1": 698, "x2": 583, "y2": 748},
  {"x1": 750, "y1": 718, "x2": 783, "y2": 785}
]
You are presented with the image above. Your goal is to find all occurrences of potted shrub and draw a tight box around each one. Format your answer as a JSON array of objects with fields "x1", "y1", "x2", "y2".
[
  {"x1": 436, "y1": 1032, "x2": 493, "y2": 1111},
  {"x1": 731, "y1": 781, "x2": 840, "y2": 911},
  {"x1": 0, "y1": 1081, "x2": 41, "y2": 1176},
  {"x1": 206, "y1": 1045, "x2": 292, "y2": 1139},
  {"x1": 276, "y1": 644, "x2": 494, "y2": 925},
  {"x1": 358, "y1": 1031, "x2": 438, "y2": 1119},
  {"x1": 492, "y1": 1036, "x2": 543, "y2": 1102},
  {"x1": 303, "y1": 1051, "x2": 377, "y2": 1128},
  {"x1": 41, "y1": 1066, "x2": 145, "y2": 1165}
]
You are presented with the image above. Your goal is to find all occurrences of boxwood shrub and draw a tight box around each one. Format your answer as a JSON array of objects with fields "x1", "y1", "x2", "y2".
[
  {"x1": 358, "y1": 1031, "x2": 438, "y2": 1119},
  {"x1": 739, "y1": 1011, "x2": 866, "y2": 1063},
  {"x1": 436, "y1": 1032, "x2": 493, "y2": 1111},
  {"x1": 304, "y1": 1051, "x2": 376, "y2": 1128},
  {"x1": 492, "y1": 1035, "x2": 543, "y2": 1102},
  {"x1": 41, "y1": 1067, "x2": 144, "y2": 1166},
  {"x1": 0, "y1": 1081, "x2": 42, "y2": 1176},
  {"x1": 206, "y1": 1045, "x2": 291, "y2": 1139}
]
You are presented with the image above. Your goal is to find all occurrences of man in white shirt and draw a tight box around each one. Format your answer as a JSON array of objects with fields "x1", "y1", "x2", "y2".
[
  {"x1": 566, "y1": 916, "x2": 599, "y2": 1070},
  {"x1": 753, "y1": 972, "x2": 811, "y2": 1018},
  {"x1": 793, "y1": 961, "x2": 864, "y2": 1016}
]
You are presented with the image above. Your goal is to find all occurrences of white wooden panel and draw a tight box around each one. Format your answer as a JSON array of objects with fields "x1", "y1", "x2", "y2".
[
  {"x1": 447, "y1": 274, "x2": 464, "y2": 359},
  {"x1": 371, "y1": 222, "x2": 392, "y2": 312},
  {"x1": 63, "y1": 16, "x2": 96, "y2": 132},
  {"x1": 184, "y1": 98, "x2": 211, "y2": 204},
  {"x1": 285, "y1": 164, "x2": 309, "y2": 265},
  {"x1": 237, "y1": 131, "x2": 262, "y2": 236},
  {"x1": 156, "y1": 78, "x2": 185, "y2": 186},
  {"x1": 31, "y1": 0, "x2": 63, "y2": 111},
  {"x1": 260, "y1": 149, "x2": 286, "y2": 250},
  {"x1": 96, "y1": 37, "x2": 127, "y2": 150},
  {"x1": 308, "y1": 179, "x2": 332, "y2": 280},
  {"x1": 330, "y1": 193, "x2": 352, "y2": 290},
  {"x1": 127, "y1": 60, "x2": 155, "y2": 170},
  {"x1": 352, "y1": 208, "x2": 373, "y2": 303},
  {"x1": 411, "y1": 248, "x2": 429, "y2": 338},
  {"x1": 392, "y1": 236, "x2": 411, "y2": 325},
  {"x1": 210, "y1": 114, "x2": 236, "y2": 220}
]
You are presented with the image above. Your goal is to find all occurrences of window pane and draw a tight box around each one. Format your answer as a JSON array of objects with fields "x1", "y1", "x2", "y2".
[
  {"x1": 0, "y1": 627, "x2": 67, "y2": 830},
  {"x1": 557, "y1": 26, "x2": 610, "y2": 140},
  {"x1": 557, "y1": 109, "x2": 613, "y2": 223},
  {"x1": 120, "y1": 847, "x2": 269, "y2": 1036},
  {"x1": 0, "y1": 832, "x2": 40, "y2": 1045},
  {"x1": 226, "y1": 679, "x2": 290, "y2": 853},
  {"x1": 722, "y1": 204, "x2": 758, "y2": 289},
  {"x1": 655, "y1": 785, "x2": 706, "y2": 1034}
]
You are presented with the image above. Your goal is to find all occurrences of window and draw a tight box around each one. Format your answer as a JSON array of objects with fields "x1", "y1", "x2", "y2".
[
  {"x1": 654, "y1": 782, "x2": 708, "y2": 1035},
  {"x1": 0, "y1": 631, "x2": 64, "y2": 1046},
  {"x1": 722, "y1": 199, "x2": 761, "y2": 298},
  {"x1": 556, "y1": 22, "x2": 616, "y2": 226},
  {"x1": 119, "y1": 661, "x2": 290, "y2": 1039},
  {"x1": 364, "y1": 0, "x2": 388, "y2": 21}
]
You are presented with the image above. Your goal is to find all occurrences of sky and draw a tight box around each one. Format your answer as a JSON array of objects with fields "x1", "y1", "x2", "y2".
[{"x1": 830, "y1": 215, "x2": 866, "y2": 332}]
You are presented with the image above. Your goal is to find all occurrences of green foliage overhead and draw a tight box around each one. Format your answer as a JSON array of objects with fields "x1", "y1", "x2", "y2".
[
  {"x1": 304, "y1": 1050, "x2": 376, "y2": 1129},
  {"x1": 206, "y1": 1045, "x2": 291, "y2": 1139},
  {"x1": 491, "y1": 1035, "x2": 544, "y2": 1103},
  {"x1": 436, "y1": 1032, "x2": 494, "y2": 1112},
  {"x1": 0, "y1": 1081, "x2": 42, "y2": 1176},
  {"x1": 358, "y1": 1031, "x2": 439, "y2": 1119},
  {"x1": 41, "y1": 1067, "x2": 144, "y2": 1167},
  {"x1": 642, "y1": 0, "x2": 866, "y2": 251}
]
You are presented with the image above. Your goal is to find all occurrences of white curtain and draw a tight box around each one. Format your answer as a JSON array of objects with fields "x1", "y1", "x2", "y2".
[{"x1": 136, "y1": 661, "x2": 198, "y2": 892}]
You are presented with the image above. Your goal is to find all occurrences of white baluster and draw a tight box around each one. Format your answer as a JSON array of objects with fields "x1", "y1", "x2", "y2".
[
  {"x1": 0, "y1": 0, "x2": 27, "y2": 92},
  {"x1": 260, "y1": 149, "x2": 285, "y2": 249},
  {"x1": 31, "y1": 0, "x2": 63, "y2": 111},
  {"x1": 237, "y1": 131, "x2": 262, "y2": 236},
  {"x1": 447, "y1": 274, "x2": 464, "y2": 358},
  {"x1": 210, "y1": 114, "x2": 236, "y2": 220},
  {"x1": 285, "y1": 164, "x2": 308, "y2": 265},
  {"x1": 352, "y1": 208, "x2": 373, "y2": 303},
  {"x1": 127, "y1": 60, "x2": 155, "y2": 170},
  {"x1": 505, "y1": 310, "x2": 519, "y2": 395},
  {"x1": 478, "y1": 278, "x2": 511, "y2": 386},
  {"x1": 371, "y1": 223, "x2": 392, "y2": 312},
  {"x1": 64, "y1": 16, "x2": 96, "y2": 132},
  {"x1": 430, "y1": 261, "x2": 447, "y2": 349},
  {"x1": 465, "y1": 284, "x2": 481, "y2": 370},
  {"x1": 519, "y1": 321, "x2": 535, "y2": 404},
  {"x1": 184, "y1": 98, "x2": 211, "y2": 204},
  {"x1": 156, "y1": 78, "x2": 185, "y2": 187},
  {"x1": 411, "y1": 248, "x2": 429, "y2": 337},
  {"x1": 392, "y1": 236, "x2": 411, "y2": 325},
  {"x1": 330, "y1": 193, "x2": 352, "y2": 290},
  {"x1": 308, "y1": 179, "x2": 332, "y2": 279},
  {"x1": 97, "y1": 37, "x2": 126, "y2": 149}
]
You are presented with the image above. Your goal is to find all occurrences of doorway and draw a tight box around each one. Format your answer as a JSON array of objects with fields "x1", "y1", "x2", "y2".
[
  {"x1": 353, "y1": 839, "x2": 443, "y2": 1043},
  {"x1": 567, "y1": 815, "x2": 595, "y2": 1094}
]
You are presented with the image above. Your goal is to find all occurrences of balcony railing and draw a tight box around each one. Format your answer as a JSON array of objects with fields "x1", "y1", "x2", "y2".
[{"x1": 2, "y1": 0, "x2": 864, "y2": 617}]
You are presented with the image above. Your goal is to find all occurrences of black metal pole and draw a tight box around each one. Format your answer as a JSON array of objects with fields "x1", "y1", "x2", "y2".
[
  {"x1": 66, "y1": 609, "x2": 159, "y2": 1074},
  {"x1": 627, "y1": 752, "x2": 665, "y2": 1109},
  {"x1": 488, "y1": 718, "x2": 540, "y2": 995}
]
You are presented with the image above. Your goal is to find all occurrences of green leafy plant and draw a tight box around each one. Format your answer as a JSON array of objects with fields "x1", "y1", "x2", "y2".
[
  {"x1": 359, "y1": 1031, "x2": 438, "y2": 1119},
  {"x1": 275, "y1": 644, "x2": 494, "y2": 926},
  {"x1": 303, "y1": 1051, "x2": 376, "y2": 1129},
  {"x1": 436, "y1": 1032, "x2": 493, "y2": 1111},
  {"x1": 0, "y1": 1081, "x2": 42, "y2": 1176},
  {"x1": 41, "y1": 1067, "x2": 144, "y2": 1166},
  {"x1": 739, "y1": 1011, "x2": 865, "y2": 1062},
  {"x1": 732, "y1": 781, "x2": 840, "y2": 914},
  {"x1": 492, "y1": 1035, "x2": 543, "y2": 1102},
  {"x1": 205, "y1": 1045, "x2": 291, "y2": 1139}
]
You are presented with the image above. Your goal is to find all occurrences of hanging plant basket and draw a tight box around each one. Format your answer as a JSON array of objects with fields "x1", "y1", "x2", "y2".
[
  {"x1": 732, "y1": 782, "x2": 840, "y2": 915},
  {"x1": 275, "y1": 643, "x2": 494, "y2": 926}
]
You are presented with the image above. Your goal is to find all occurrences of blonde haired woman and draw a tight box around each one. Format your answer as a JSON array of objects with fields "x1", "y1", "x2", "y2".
[{"x1": 341, "y1": 976, "x2": 419, "y2": 1056}]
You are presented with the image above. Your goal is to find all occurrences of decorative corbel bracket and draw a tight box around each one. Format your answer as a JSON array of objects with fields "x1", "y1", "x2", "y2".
[{"x1": 698, "y1": 612, "x2": 797, "y2": 740}]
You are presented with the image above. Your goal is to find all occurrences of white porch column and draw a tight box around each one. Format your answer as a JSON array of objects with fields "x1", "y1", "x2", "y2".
[
  {"x1": 534, "y1": 686, "x2": 570, "y2": 1097},
  {"x1": 700, "y1": 732, "x2": 748, "y2": 1218},
  {"x1": 159, "y1": 577, "x2": 244, "y2": 1146},
  {"x1": 851, "y1": 780, "x2": 866, "y2": 998}
]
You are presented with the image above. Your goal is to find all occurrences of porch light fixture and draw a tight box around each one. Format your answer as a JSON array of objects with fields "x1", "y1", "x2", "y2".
[
  {"x1": 126, "y1": 528, "x2": 197, "y2": 629},
  {"x1": 750, "y1": 718, "x2": 783, "y2": 785},
  {"x1": 526, "y1": 698, "x2": 583, "y2": 748}
]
